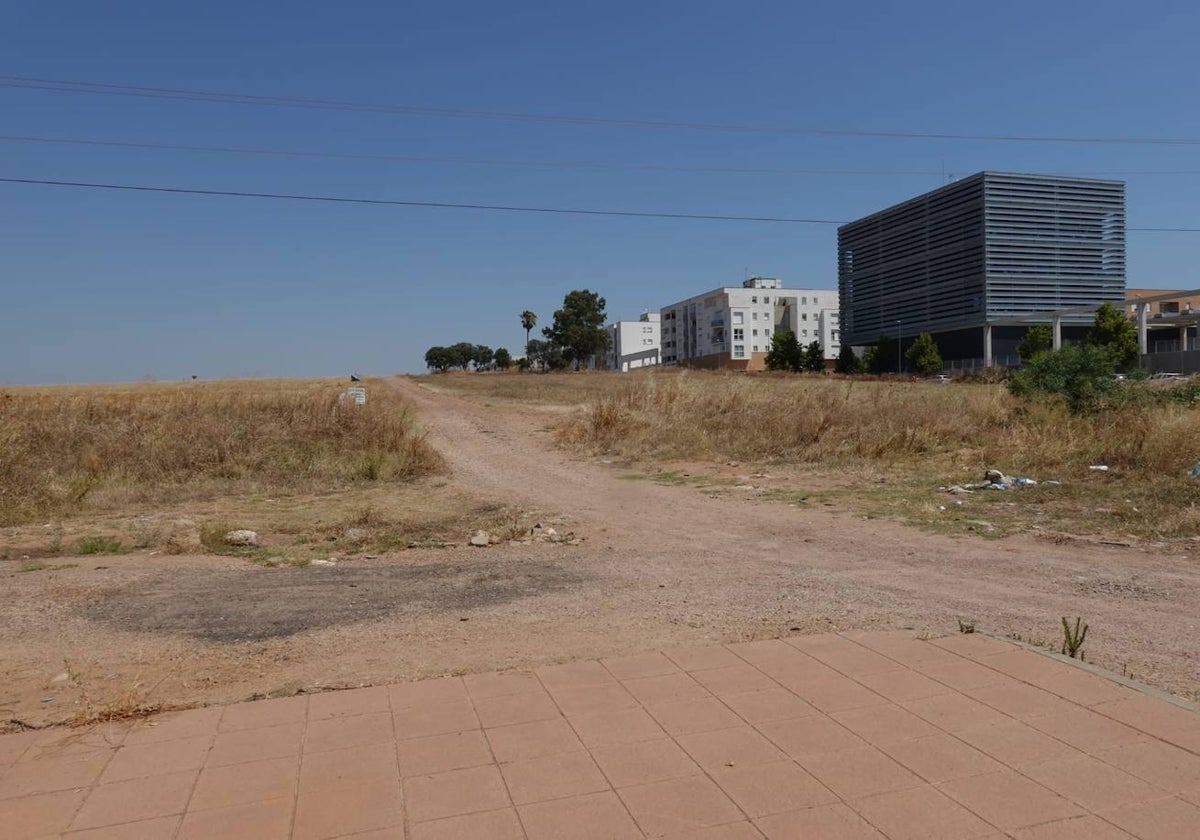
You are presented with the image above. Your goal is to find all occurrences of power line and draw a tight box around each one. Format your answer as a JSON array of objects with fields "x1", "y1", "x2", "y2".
[
  {"x1": 0, "y1": 176, "x2": 844, "y2": 223},
  {"x1": 2, "y1": 175, "x2": 1195, "y2": 231},
  {"x1": 5, "y1": 74, "x2": 1200, "y2": 146},
  {"x1": 7, "y1": 134, "x2": 1200, "y2": 178}
]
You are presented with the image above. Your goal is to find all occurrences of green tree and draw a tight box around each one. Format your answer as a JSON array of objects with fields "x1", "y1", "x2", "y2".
[
  {"x1": 1086, "y1": 302, "x2": 1139, "y2": 370},
  {"x1": 493, "y1": 347, "x2": 512, "y2": 370},
  {"x1": 1017, "y1": 325, "x2": 1053, "y2": 362},
  {"x1": 471, "y1": 345, "x2": 494, "y2": 370},
  {"x1": 1008, "y1": 343, "x2": 1119, "y2": 414},
  {"x1": 424, "y1": 346, "x2": 453, "y2": 372},
  {"x1": 447, "y1": 342, "x2": 475, "y2": 370},
  {"x1": 525, "y1": 339, "x2": 567, "y2": 371},
  {"x1": 905, "y1": 332, "x2": 943, "y2": 375},
  {"x1": 803, "y1": 340, "x2": 824, "y2": 372},
  {"x1": 542, "y1": 290, "x2": 610, "y2": 370},
  {"x1": 765, "y1": 330, "x2": 802, "y2": 371},
  {"x1": 865, "y1": 336, "x2": 896, "y2": 374},
  {"x1": 520, "y1": 310, "x2": 537, "y2": 350},
  {"x1": 834, "y1": 344, "x2": 863, "y2": 374}
]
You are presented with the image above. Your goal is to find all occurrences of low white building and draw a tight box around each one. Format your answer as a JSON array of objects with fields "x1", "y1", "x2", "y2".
[
  {"x1": 660, "y1": 277, "x2": 840, "y2": 369},
  {"x1": 598, "y1": 311, "x2": 661, "y2": 371}
]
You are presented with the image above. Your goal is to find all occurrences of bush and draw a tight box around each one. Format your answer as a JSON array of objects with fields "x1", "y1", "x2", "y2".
[
  {"x1": 1008, "y1": 344, "x2": 1119, "y2": 414},
  {"x1": 905, "y1": 333, "x2": 943, "y2": 375},
  {"x1": 834, "y1": 344, "x2": 863, "y2": 375}
]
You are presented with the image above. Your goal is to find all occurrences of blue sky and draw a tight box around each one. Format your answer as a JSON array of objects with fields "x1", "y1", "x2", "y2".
[{"x1": 4, "y1": 1, "x2": 1200, "y2": 383}]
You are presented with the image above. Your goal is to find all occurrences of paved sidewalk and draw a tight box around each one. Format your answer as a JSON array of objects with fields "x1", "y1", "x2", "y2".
[{"x1": 2, "y1": 632, "x2": 1198, "y2": 839}]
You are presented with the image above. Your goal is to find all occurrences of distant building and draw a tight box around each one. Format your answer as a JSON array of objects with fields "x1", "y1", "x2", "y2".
[
  {"x1": 1126, "y1": 288, "x2": 1199, "y2": 319},
  {"x1": 660, "y1": 277, "x2": 840, "y2": 370},
  {"x1": 597, "y1": 312, "x2": 661, "y2": 372},
  {"x1": 838, "y1": 172, "x2": 1126, "y2": 365}
]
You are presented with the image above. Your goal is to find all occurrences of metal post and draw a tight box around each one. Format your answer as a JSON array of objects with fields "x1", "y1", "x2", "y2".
[
  {"x1": 1137, "y1": 304, "x2": 1148, "y2": 356},
  {"x1": 897, "y1": 320, "x2": 902, "y2": 374},
  {"x1": 983, "y1": 323, "x2": 993, "y2": 367},
  {"x1": 1052, "y1": 315, "x2": 1062, "y2": 350}
]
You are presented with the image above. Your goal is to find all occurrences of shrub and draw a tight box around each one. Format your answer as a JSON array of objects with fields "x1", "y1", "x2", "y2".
[
  {"x1": 905, "y1": 333, "x2": 943, "y2": 375},
  {"x1": 1008, "y1": 344, "x2": 1119, "y2": 414}
]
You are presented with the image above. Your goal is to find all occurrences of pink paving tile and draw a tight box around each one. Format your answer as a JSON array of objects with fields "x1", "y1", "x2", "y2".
[
  {"x1": 796, "y1": 746, "x2": 922, "y2": 800},
  {"x1": 518, "y1": 790, "x2": 642, "y2": 840},
  {"x1": 548, "y1": 681, "x2": 639, "y2": 716},
  {"x1": 326, "y1": 829, "x2": 405, "y2": 840},
  {"x1": 568, "y1": 704, "x2": 667, "y2": 748},
  {"x1": 64, "y1": 815, "x2": 181, "y2": 840},
  {"x1": 877, "y1": 733, "x2": 1003, "y2": 784},
  {"x1": 463, "y1": 669, "x2": 540, "y2": 700},
  {"x1": 536, "y1": 660, "x2": 618, "y2": 690},
  {"x1": 938, "y1": 770, "x2": 1084, "y2": 830},
  {"x1": 0, "y1": 788, "x2": 87, "y2": 840},
  {"x1": 1095, "y1": 739, "x2": 1200, "y2": 793},
  {"x1": 1026, "y1": 705, "x2": 1149, "y2": 754},
  {"x1": 915, "y1": 658, "x2": 1012, "y2": 691},
  {"x1": 753, "y1": 802, "x2": 884, "y2": 840},
  {"x1": 850, "y1": 631, "x2": 964, "y2": 668},
  {"x1": 98, "y1": 735, "x2": 211, "y2": 783},
  {"x1": 217, "y1": 694, "x2": 308, "y2": 732},
  {"x1": 189, "y1": 756, "x2": 298, "y2": 811},
  {"x1": 299, "y1": 742, "x2": 398, "y2": 793},
  {"x1": 0, "y1": 730, "x2": 40, "y2": 766},
  {"x1": 306, "y1": 686, "x2": 390, "y2": 720},
  {"x1": 966, "y1": 680, "x2": 1065, "y2": 720},
  {"x1": 710, "y1": 760, "x2": 838, "y2": 817},
  {"x1": 1093, "y1": 694, "x2": 1200, "y2": 755},
  {"x1": 70, "y1": 770, "x2": 197, "y2": 831},
  {"x1": 206, "y1": 721, "x2": 304, "y2": 767},
  {"x1": 304, "y1": 712, "x2": 394, "y2": 754},
  {"x1": 785, "y1": 678, "x2": 887, "y2": 714},
  {"x1": 623, "y1": 672, "x2": 713, "y2": 706},
  {"x1": 664, "y1": 822, "x2": 765, "y2": 840},
  {"x1": 646, "y1": 697, "x2": 744, "y2": 736},
  {"x1": 500, "y1": 750, "x2": 610, "y2": 805},
  {"x1": 1022, "y1": 754, "x2": 1166, "y2": 813},
  {"x1": 854, "y1": 668, "x2": 954, "y2": 703},
  {"x1": 387, "y1": 676, "x2": 469, "y2": 709},
  {"x1": 395, "y1": 730, "x2": 494, "y2": 777},
  {"x1": 785, "y1": 639, "x2": 902, "y2": 677},
  {"x1": 0, "y1": 751, "x2": 110, "y2": 800},
  {"x1": 1031, "y1": 669, "x2": 1135, "y2": 708},
  {"x1": 691, "y1": 665, "x2": 780, "y2": 697},
  {"x1": 485, "y1": 717, "x2": 585, "y2": 763},
  {"x1": 1010, "y1": 814, "x2": 1136, "y2": 840},
  {"x1": 664, "y1": 644, "x2": 746, "y2": 673},
  {"x1": 676, "y1": 726, "x2": 787, "y2": 772},
  {"x1": 123, "y1": 707, "x2": 222, "y2": 746},
  {"x1": 176, "y1": 796, "x2": 293, "y2": 840},
  {"x1": 1100, "y1": 796, "x2": 1200, "y2": 840},
  {"x1": 21, "y1": 724, "x2": 127, "y2": 763},
  {"x1": 392, "y1": 699, "x2": 479, "y2": 741},
  {"x1": 404, "y1": 764, "x2": 510, "y2": 823},
  {"x1": 929, "y1": 633, "x2": 1016, "y2": 658},
  {"x1": 829, "y1": 704, "x2": 940, "y2": 746},
  {"x1": 956, "y1": 717, "x2": 1084, "y2": 769},
  {"x1": 720, "y1": 688, "x2": 816, "y2": 725},
  {"x1": 410, "y1": 807, "x2": 525, "y2": 840},
  {"x1": 293, "y1": 776, "x2": 403, "y2": 840},
  {"x1": 900, "y1": 692, "x2": 1009, "y2": 733},
  {"x1": 618, "y1": 774, "x2": 743, "y2": 837},
  {"x1": 756, "y1": 715, "x2": 867, "y2": 758},
  {"x1": 472, "y1": 688, "x2": 560, "y2": 728},
  {"x1": 852, "y1": 785, "x2": 999, "y2": 840},
  {"x1": 590, "y1": 738, "x2": 702, "y2": 788},
  {"x1": 602, "y1": 651, "x2": 682, "y2": 680}
]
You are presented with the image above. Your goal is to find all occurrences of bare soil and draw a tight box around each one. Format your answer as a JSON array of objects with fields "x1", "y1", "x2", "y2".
[{"x1": 3, "y1": 377, "x2": 1198, "y2": 729}]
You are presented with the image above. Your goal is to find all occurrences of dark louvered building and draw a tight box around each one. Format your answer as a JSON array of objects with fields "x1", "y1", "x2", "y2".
[{"x1": 837, "y1": 172, "x2": 1126, "y2": 363}]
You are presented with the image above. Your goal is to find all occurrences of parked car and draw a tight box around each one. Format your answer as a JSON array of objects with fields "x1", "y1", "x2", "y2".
[
  {"x1": 928, "y1": 374, "x2": 952, "y2": 384},
  {"x1": 1150, "y1": 372, "x2": 1185, "y2": 380}
]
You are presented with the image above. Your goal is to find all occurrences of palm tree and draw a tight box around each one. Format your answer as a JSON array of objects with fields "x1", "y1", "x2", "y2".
[{"x1": 520, "y1": 310, "x2": 537, "y2": 350}]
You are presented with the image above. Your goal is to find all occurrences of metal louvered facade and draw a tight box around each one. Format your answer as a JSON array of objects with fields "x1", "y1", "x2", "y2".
[{"x1": 838, "y1": 172, "x2": 1126, "y2": 348}]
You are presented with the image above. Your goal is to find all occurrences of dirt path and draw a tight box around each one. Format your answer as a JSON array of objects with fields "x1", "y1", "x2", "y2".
[{"x1": 2, "y1": 377, "x2": 1197, "y2": 728}]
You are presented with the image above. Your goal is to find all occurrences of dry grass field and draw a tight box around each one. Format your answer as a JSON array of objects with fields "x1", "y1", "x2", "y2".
[
  {"x1": 435, "y1": 369, "x2": 1200, "y2": 543},
  {"x1": 0, "y1": 378, "x2": 544, "y2": 564}
]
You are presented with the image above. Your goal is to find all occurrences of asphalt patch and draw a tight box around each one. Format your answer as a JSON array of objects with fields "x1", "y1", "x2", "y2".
[{"x1": 82, "y1": 559, "x2": 587, "y2": 642}]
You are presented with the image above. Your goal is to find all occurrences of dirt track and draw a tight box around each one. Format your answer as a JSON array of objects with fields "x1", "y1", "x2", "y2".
[{"x1": 2, "y1": 377, "x2": 1198, "y2": 727}]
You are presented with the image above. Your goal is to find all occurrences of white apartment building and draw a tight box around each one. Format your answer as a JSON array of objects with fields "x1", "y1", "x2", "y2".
[
  {"x1": 660, "y1": 277, "x2": 840, "y2": 370},
  {"x1": 597, "y1": 311, "x2": 661, "y2": 371}
]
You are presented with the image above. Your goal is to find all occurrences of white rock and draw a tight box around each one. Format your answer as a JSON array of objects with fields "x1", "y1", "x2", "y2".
[
  {"x1": 224, "y1": 529, "x2": 259, "y2": 547},
  {"x1": 311, "y1": 558, "x2": 337, "y2": 567},
  {"x1": 469, "y1": 531, "x2": 491, "y2": 547}
]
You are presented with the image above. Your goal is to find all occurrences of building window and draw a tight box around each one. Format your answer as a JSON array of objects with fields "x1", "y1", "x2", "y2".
[
  {"x1": 733, "y1": 311, "x2": 744, "y2": 325},
  {"x1": 802, "y1": 329, "x2": 808, "y2": 336},
  {"x1": 733, "y1": 328, "x2": 744, "y2": 340},
  {"x1": 753, "y1": 345, "x2": 759, "y2": 352},
  {"x1": 763, "y1": 296, "x2": 770, "y2": 304},
  {"x1": 813, "y1": 297, "x2": 818, "y2": 305},
  {"x1": 801, "y1": 313, "x2": 807, "y2": 321},
  {"x1": 733, "y1": 344, "x2": 745, "y2": 358},
  {"x1": 801, "y1": 297, "x2": 807, "y2": 305},
  {"x1": 752, "y1": 312, "x2": 758, "y2": 320},
  {"x1": 765, "y1": 329, "x2": 771, "y2": 337},
  {"x1": 752, "y1": 329, "x2": 759, "y2": 336},
  {"x1": 751, "y1": 296, "x2": 758, "y2": 304},
  {"x1": 832, "y1": 330, "x2": 839, "y2": 340}
]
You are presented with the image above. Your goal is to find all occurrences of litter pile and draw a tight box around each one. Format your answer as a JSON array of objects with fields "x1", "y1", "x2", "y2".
[{"x1": 939, "y1": 468, "x2": 1059, "y2": 495}]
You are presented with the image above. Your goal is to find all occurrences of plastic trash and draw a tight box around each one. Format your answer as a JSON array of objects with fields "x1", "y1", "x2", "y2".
[
  {"x1": 1189, "y1": 461, "x2": 1200, "y2": 479},
  {"x1": 1088, "y1": 465, "x2": 1109, "y2": 472},
  {"x1": 1012, "y1": 477, "x2": 1038, "y2": 486}
]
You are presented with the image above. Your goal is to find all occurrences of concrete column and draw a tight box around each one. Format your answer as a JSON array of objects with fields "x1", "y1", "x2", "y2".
[
  {"x1": 1052, "y1": 315, "x2": 1063, "y2": 350},
  {"x1": 1180, "y1": 325, "x2": 1189, "y2": 353},
  {"x1": 983, "y1": 323, "x2": 993, "y2": 367},
  {"x1": 1137, "y1": 304, "x2": 1148, "y2": 355}
]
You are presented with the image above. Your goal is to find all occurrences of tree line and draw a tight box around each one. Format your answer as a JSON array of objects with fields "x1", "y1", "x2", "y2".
[{"x1": 424, "y1": 343, "x2": 512, "y2": 372}]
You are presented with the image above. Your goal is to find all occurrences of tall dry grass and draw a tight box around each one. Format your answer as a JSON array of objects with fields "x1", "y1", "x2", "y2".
[
  {"x1": 553, "y1": 370, "x2": 1200, "y2": 480},
  {"x1": 0, "y1": 378, "x2": 442, "y2": 525}
]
